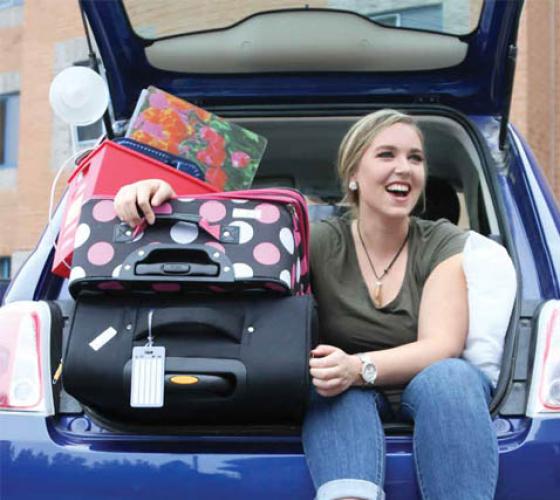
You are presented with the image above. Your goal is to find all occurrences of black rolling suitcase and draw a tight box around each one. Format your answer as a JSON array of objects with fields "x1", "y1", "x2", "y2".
[{"x1": 62, "y1": 293, "x2": 316, "y2": 425}]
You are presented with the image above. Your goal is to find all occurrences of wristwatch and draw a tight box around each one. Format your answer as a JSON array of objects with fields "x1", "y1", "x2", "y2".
[{"x1": 357, "y1": 353, "x2": 377, "y2": 386}]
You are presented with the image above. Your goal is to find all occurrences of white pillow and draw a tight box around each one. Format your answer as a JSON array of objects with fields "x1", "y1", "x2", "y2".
[{"x1": 462, "y1": 231, "x2": 517, "y2": 387}]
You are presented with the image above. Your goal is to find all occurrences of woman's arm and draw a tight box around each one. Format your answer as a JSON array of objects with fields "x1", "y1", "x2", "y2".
[{"x1": 310, "y1": 253, "x2": 468, "y2": 397}]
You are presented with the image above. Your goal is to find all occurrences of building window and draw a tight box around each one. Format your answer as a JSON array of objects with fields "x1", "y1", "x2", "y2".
[
  {"x1": 0, "y1": 0, "x2": 23, "y2": 9},
  {"x1": 0, "y1": 256, "x2": 10, "y2": 279},
  {"x1": 371, "y1": 13, "x2": 401, "y2": 28},
  {"x1": 0, "y1": 93, "x2": 20, "y2": 168},
  {"x1": 369, "y1": 4, "x2": 443, "y2": 33}
]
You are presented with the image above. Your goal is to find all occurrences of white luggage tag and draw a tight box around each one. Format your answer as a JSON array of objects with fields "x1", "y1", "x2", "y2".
[{"x1": 130, "y1": 310, "x2": 165, "y2": 408}]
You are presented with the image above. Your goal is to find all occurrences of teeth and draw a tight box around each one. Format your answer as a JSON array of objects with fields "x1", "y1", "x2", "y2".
[{"x1": 386, "y1": 184, "x2": 410, "y2": 193}]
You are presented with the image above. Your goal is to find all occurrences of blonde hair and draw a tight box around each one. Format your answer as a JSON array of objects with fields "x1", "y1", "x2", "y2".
[{"x1": 337, "y1": 109, "x2": 425, "y2": 207}]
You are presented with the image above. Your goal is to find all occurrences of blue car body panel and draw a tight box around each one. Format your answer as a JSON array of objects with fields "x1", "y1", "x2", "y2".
[{"x1": 2, "y1": 414, "x2": 560, "y2": 499}]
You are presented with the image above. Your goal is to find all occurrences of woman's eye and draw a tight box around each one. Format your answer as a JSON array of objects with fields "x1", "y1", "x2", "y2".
[
  {"x1": 377, "y1": 151, "x2": 394, "y2": 158},
  {"x1": 409, "y1": 154, "x2": 424, "y2": 163}
]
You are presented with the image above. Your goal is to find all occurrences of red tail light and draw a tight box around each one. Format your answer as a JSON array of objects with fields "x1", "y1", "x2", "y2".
[
  {"x1": 0, "y1": 301, "x2": 55, "y2": 414},
  {"x1": 527, "y1": 300, "x2": 560, "y2": 418}
]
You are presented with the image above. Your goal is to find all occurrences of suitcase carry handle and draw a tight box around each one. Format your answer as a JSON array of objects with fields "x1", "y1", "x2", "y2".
[
  {"x1": 165, "y1": 357, "x2": 246, "y2": 397},
  {"x1": 135, "y1": 306, "x2": 244, "y2": 343},
  {"x1": 164, "y1": 373, "x2": 233, "y2": 396},
  {"x1": 153, "y1": 214, "x2": 240, "y2": 244},
  {"x1": 120, "y1": 243, "x2": 235, "y2": 283},
  {"x1": 117, "y1": 212, "x2": 240, "y2": 245}
]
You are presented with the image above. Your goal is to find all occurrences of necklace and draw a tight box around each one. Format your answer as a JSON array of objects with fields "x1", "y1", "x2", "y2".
[{"x1": 356, "y1": 220, "x2": 410, "y2": 308}]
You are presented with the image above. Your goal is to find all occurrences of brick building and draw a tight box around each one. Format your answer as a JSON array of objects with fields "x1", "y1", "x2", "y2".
[{"x1": 0, "y1": 0, "x2": 558, "y2": 278}]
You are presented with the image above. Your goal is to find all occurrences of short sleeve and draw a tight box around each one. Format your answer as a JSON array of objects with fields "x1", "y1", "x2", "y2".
[
  {"x1": 310, "y1": 220, "x2": 342, "y2": 284},
  {"x1": 416, "y1": 218, "x2": 468, "y2": 281},
  {"x1": 310, "y1": 221, "x2": 333, "y2": 269}
]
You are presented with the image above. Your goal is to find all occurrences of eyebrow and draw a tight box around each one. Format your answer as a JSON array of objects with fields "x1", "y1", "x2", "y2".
[{"x1": 374, "y1": 145, "x2": 424, "y2": 154}]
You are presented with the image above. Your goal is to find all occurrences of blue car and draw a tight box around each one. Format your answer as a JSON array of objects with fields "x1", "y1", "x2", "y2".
[{"x1": 2, "y1": 0, "x2": 560, "y2": 498}]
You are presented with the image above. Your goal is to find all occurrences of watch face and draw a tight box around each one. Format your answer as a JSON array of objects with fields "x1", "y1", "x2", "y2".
[{"x1": 363, "y1": 363, "x2": 377, "y2": 383}]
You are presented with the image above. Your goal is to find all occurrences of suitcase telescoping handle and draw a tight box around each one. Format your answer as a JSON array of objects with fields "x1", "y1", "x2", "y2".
[
  {"x1": 120, "y1": 243, "x2": 236, "y2": 283},
  {"x1": 135, "y1": 262, "x2": 218, "y2": 277}
]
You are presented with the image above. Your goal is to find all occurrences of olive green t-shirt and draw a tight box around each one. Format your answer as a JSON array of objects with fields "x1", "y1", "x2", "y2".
[{"x1": 310, "y1": 216, "x2": 467, "y2": 355}]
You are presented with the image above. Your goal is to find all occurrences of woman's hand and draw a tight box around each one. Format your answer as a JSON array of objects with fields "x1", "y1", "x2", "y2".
[
  {"x1": 114, "y1": 179, "x2": 175, "y2": 227},
  {"x1": 309, "y1": 344, "x2": 362, "y2": 397}
]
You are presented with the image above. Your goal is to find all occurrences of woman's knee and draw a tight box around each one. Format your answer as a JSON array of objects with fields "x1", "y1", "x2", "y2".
[{"x1": 307, "y1": 387, "x2": 384, "y2": 417}]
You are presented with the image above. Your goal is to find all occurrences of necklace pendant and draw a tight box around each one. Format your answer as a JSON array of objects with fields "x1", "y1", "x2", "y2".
[{"x1": 373, "y1": 281, "x2": 383, "y2": 308}]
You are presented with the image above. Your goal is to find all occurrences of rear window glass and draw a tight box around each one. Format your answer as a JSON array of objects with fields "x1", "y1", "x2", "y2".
[{"x1": 122, "y1": 0, "x2": 484, "y2": 40}]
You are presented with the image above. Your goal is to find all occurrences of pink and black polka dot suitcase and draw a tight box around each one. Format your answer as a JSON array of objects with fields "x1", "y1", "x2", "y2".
[{"x1": 68, "y1": 189, "x2": 310, "y2": 297}]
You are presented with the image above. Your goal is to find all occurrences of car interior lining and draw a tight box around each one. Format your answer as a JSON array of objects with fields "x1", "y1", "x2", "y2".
[
  {"x1": 144, "y1": 10, "x2": 468, "y2": 74},
  {"x1": 234, "y1": 114, "x2": 497, "y2": 234}
]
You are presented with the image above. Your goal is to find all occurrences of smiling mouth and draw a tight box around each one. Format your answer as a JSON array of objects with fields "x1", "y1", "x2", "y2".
[{"x1": 385, "y1": 183, "x2": 411, "y2": 198}]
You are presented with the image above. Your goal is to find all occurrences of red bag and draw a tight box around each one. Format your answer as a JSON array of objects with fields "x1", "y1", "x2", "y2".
[{"x1": 52, "y1": 140, "x2": 217, "y2": 278}]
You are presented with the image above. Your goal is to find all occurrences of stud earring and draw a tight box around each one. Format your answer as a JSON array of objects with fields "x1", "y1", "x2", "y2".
[{"x1": 349, "y1": 180, "x2": 358, "y2": 191}]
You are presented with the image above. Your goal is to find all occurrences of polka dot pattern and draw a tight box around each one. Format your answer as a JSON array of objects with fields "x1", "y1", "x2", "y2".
[
  {"x1": 254, "y1": 243, "x2": 281, "y2": 266},
  {"x1": 69, "y1": 266, "x2": 86, "y2": 282},
  {"x1": 233, "y1": 263, "x2": 254, "y2": 279},
  {"x1": 112, "y1": 265, "x2": 122, "y2": 278},
  {"x1": 256, "y1": 203, "x2": 280, "y2": 224},
  {"x1": 230, "y1": 221, "x2": 254, "y2": 244},
  {"x1": 74, "y1": 196, "x2": 310, "y2": 295},
  {"x1": 279, "y1": 270, "x2": 291, "y2": 287},
  {"x1": 170, "y1": 222, "x2": 199, "y2": 244},
  {"x1": 200, "y1": 201, "x2": 226, "y2": 223},
  {"x1": 74, "y1": 223, "x2": 91, "y2": 248},
  {"x1": 92, "y1": 200, "x2": 117, "y2": 222},
  {"x1": 279, "y1": 228, "x2": 295, "y2": 255},
  {"x1": 87, "y1": 242, "x2": 114, "y2": 266}
]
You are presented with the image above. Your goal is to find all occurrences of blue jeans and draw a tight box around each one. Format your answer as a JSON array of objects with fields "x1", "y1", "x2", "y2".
[{"x1": 302, "y1": 358, "x2": 498, "y2": 500}]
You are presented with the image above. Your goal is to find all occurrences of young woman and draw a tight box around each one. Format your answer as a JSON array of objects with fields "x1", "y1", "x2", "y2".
[
  {"x1": 303, "y1": 110, "x2": 497, "y2": 500},
  {"x1": 113, "y1": 110, "x2": 498, "y2": 500}
]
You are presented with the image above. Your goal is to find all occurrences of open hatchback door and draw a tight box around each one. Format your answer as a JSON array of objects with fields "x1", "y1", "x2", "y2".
[{"x1": 80, "y1": 0, "x2": 523, "y2": 132}]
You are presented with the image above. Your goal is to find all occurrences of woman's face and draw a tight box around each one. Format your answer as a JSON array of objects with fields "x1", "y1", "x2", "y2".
[{"x1": 351, "y1": 122, "x2": 425, "y2": 220}]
